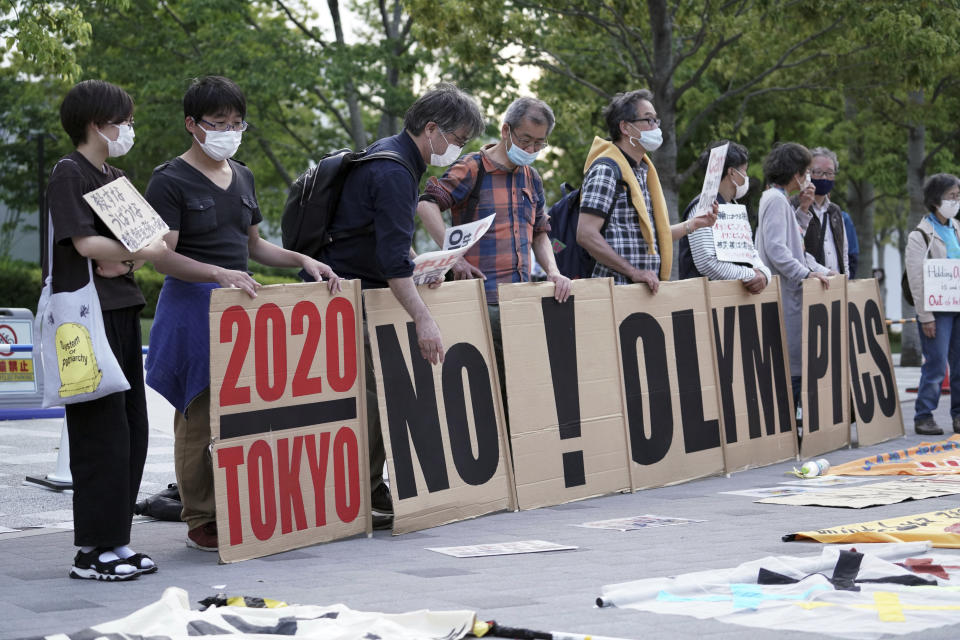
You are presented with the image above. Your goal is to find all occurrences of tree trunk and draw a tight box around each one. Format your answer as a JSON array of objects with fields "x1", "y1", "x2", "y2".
[
  {"x1": 329, "y1": 0, "x2": 368, "y2": 147},
  {"x1": 900, "y1": 92, "x2": 927, "y2": 366},
  {"x1": 844, "y1": 95, "x2": 874, "y2": 278}
]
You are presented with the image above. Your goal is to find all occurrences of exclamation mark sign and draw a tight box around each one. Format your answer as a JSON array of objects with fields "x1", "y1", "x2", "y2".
[{"x1": 541, "y1": 296, "x2": 585, "y2": 488}]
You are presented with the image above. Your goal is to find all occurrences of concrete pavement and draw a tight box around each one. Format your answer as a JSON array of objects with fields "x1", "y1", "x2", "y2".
[{"x1": 2, "y1": 360, "x2": 960, "y2": 640}]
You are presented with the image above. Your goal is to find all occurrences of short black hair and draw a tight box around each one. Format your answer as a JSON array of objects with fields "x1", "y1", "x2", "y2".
[
  {"x1": 763, "y1": 142, "x2": 811, "y2": 187},
  {"x1": 698, "y1": 140, "x2": 749, "y2": 175},
  {"x1": 403, "y1": 82, "x2": 485, "y2": 138},
  {"x1": 183, "y1": 76, "x2": 246, "y2": 122},
  {"x1": 924, "y1": 173, "x2": 960, "y2": 214},
  {"x1": 603, "y1": 89, "x2": 654, "y2": 141},
  {"x1": 59, "y1": 80, "x2": 134, "y2": 146}
]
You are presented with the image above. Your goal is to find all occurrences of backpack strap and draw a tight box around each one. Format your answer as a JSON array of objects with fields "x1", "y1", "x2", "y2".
[{"x1": 465, "y1": 154, "x2": 487, "y2": 218}]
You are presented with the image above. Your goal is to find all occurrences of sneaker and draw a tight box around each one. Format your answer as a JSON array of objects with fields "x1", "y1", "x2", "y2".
[
  {"x1": 915, "y1": 416, "x2": 944, "y2": 436},
  {"x1": 69, "y1": 548, "x2": 139, "y2": 581},
  {"x1": 371, "y1": 483, "x2": 393, "y2": 515},
  {"x1": 953, "y1": 415, "x2": 960, "y2": 434},
  {"x1": 186, "y1": 522, "x2": 218, "y2": 551}
]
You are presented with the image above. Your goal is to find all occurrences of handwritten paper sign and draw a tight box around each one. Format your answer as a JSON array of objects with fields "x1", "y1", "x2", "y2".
[
  {"x1": 923, "y1": 259, "x2": 960, "y2": 311},
  {"x1": 713, "y1": 203, "x2": 757, "y2": 263},
  {"x1": 412, "y1": 213, "x2": 495, "y2": 284},
  {"x1": 695, "y1": 143, "x2": 728, "y2": 218},
  {"x1": 82, "y1": 176, "x2": 169, "y2": 252}
]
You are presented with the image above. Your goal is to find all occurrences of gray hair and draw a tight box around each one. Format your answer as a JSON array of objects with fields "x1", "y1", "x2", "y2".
[
  {"x1": 809, "y1": 146, "x2": 839, "y2": 172},
  {"x1": 603, "y1": 89, "x2": 654, "y2": 141},
  {"x1": 403, "y1": 82, "x2": 485, "y2": 138},
  {"x1": 503, "y1": 97, "x2": 555, "y2": 135}
]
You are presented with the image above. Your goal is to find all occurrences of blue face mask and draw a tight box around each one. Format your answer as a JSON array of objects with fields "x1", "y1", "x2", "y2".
[{"x1": 506, "y1": 129, "x2": 540, "y2": 166}]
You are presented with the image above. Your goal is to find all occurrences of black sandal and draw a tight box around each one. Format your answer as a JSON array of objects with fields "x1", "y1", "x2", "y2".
[
  {"x1": 125, "y1": 552, "x2": 158, "y2": 575},
  {"x1": 69, "y1": 549, "x2": 139, "y2": 581}
]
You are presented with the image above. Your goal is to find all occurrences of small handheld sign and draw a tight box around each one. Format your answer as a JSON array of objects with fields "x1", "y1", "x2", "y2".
[{"x1": 82, "y1": 176, "x2": 169, "y2": 252}]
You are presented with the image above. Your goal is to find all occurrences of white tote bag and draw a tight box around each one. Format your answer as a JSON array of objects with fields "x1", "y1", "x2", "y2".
[{"x1": 33, "y1": 214, "x2": 130, "y2": 407}]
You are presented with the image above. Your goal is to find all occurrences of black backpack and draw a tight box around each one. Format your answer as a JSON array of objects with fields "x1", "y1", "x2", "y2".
[
  {"x1": 678, "y1": 195, "x2": 703, "y2": 279},
  {"x1": 901, "y1": 229, "x2": 930, "y2": 307},
  {"x1": 546, "y1": 158, "x2": 621, "y2": 279},
  {"x1": 281, "y1": 148, "x2": 417, "y2": 257}
]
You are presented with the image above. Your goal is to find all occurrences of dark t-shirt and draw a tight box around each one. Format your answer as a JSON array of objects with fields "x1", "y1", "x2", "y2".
[
  {"x1": 43, "y1": 151, "x2": 145, "y2": 311},
  {"x1": 144, "y1": 157, "x2": 263, "y2": 271}
]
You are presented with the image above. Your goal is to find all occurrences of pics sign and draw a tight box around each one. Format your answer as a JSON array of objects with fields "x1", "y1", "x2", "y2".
[
  {"x1": 209, "y1": 282, "x2": 370, "y2": 562},
  {"x1": 801, "y1": 276, "x2": 850, "y2": 457},
  {"x1": 707, "y1": 278, "x2": 797, "y2": 472},
  {"x1": 612, "y1": 279, "x2": 725, "y2": 489},
  {"x1": 498, "y1": 278, "x2": 631, "y2": 509},
  {"x1": 846, "y1": 279, "x2": 903, "y2": 446},
  {"x1": 365, "y1": 279, "x2": 516, "y2": 534}
]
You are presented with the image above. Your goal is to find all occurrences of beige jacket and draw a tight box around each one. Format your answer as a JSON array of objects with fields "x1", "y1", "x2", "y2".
[{"x1": 905, "y1": 215, "x2": 960, "y2": 323}]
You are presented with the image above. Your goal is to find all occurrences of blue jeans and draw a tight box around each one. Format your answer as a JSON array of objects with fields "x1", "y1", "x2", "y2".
[{"x1": 915, "y1": 312, "x2": 960, "y2": 420}]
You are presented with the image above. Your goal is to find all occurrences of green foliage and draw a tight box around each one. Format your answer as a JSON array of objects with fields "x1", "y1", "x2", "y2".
[{"x1": 0, "y1": 260, "x2": 42, "y2": 313}]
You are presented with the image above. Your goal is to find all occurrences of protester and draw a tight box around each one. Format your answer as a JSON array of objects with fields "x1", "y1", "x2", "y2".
[
  {"x1": 313, "y1": 82, "x2": 485, "y2": 516},
  {"x1": 792, "y1": 147, "x2": 849, "y2": 276},
  {"x1": 144, "y1": 76, "x2": 340, "y2": 552},
  {"x1": 755, "y1": 142, "x2": 833, "y2": 405},
  {"x1": 905, "y1": 173, "x2": 960, "y2": 436},
  {"x1": 842, "y1": 209, "x2": 860, "y2": 277},
  {"x1": 47, "y1": 80, "x2": 165, "y2": 580},
  {"x1": 417, "y1": 96, "x2": 571, "y2": 414},
  {"x1": 679, "y1": 141, "x2": 770, "y2": 292},
  {"x1": 576, "y1": 89, "x2": 716, "y2": 292}
]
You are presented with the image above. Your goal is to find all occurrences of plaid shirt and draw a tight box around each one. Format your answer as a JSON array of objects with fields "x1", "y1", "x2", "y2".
[
  {"x1": 579, "y1": 156, "x2": 659, "y2": 284},
  {"x1": 422, "y1": 146, "x2": 548, "y2": 303}
]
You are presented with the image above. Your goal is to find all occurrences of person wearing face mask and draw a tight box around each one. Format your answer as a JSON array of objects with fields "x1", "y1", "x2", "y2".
[
  {"x1": 576, "y1": 89, "x2": 717, "y2": 293},
  {"x1": 755, "y1": 142, "x2": 833, "y2": 406},
  {"x1": 315, "y1": 82, "x2": 485, "y2": 519},
  {"x1": 417, "y1": 97, "x2": 572, "y2": 421},
  {"x1": 678, "y1": 141, "x2": 770, "y2": 293},
  {"x1": 143, "y1": 76, "x2": 341, "y2": 552},
  {"x1": 46, "y1": 80, "x2": 168, "y2": 580},
  {"x1": 792, "y1": 147, "x2": 849, "y2": 277},
  {"x1": 905, "y1": 173, "x2": 960, "y2": 436}
]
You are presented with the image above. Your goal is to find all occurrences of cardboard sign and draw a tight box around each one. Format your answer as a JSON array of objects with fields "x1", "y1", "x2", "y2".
[
  {"x1": 758, "y1": 476, "x2": 960, "y2": 508},
  {"x1": 826, "y1": 435, "x2": 960, "y2": 476},
  {"x1": 365, "y1": 279, "x2": 516, "y2": 534},
  {"x1": 82, "y1": 176, "x2": 169, "y2": 252},
  {"x1": 499, "y1": 278, "x2": 631, "y2": 509},
  {"x1": 411, "y1": 214, "x2": 495, "y2": 284},
  {"x1": 695, "y1": 142, "x2": 727, "y2": 218},
  {"x1": 209, "y1": 281, "x2": 370, "y2": 562},
  {"x1": 847, "y1": 279, "x2": 903, "y2": 446},
  {"x1": 706, "y1": 278, "x2": 797, "y2": 472},
  {"x1": 713, "y1": 204, "x2": 757, "y2": 263},
  {"x1": 613, "y1": 279, "x2": 725, "y2": 489},
  {"x1": 801, "y1": 276, "x2": 850, "y2": 457},
  {"x1": 785, "y1": 506, "x2": 960, "y2": 548},
  {"x1": 922, "y1": 259, "x2": 960, "y2": 311}
]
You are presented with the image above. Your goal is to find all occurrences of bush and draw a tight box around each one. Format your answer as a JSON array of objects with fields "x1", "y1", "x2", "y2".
[{"x1": 0, "y1": 261, "x2": 43, "y2": 314}]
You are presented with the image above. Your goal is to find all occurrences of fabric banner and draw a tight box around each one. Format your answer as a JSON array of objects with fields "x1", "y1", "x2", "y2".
[
  {"x1": 365, "y1": 279, "x2": 516, "y2": 534},
  {"x1": 613, "y1": 279, "x2": 725, "y2": 489},
  {"x1": 498, "y1": 278, "x2": 631, "y2": 509},
  {"x1": 758, "y1": 476, "x2": 960, "y2": 508},
  {"x1": 209, "y1": 281, "x2": 370, "y2": 562},
  {"x1": 46, "y1": 587, "x2": 477, "y2": 640},
  {"x1": 801, "y1": 276, "x2": 851, "y2": 457},
  {"x1": 826, "y1": 435, "x2": 960, "y2": 475},
  {"x1": 598, "y1": 542, "x2": 960, "y2": 639},
  {"x1": 706, "y1": 278, "x2": 797, "y2": 472},
  {"x1": 847, "y1": 279, "x2": 903, "y2": 446},
  {"x1": 785, "y1": 507, "x2": 960, "y2": 547}
]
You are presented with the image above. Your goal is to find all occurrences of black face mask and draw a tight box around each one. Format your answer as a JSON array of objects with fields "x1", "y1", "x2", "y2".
[{"x1": 812, "y1": 178, "x2": 834, "y2": 196}]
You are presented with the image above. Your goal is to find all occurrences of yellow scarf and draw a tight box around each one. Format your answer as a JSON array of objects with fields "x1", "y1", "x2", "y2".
[{"x1": 583, "y1": 136, "x2": 672, "y2": 280}]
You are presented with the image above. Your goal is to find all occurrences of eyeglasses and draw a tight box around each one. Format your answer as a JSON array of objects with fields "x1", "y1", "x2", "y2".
[
  {"x1": 198, "y1": 118, "x2": 249, "y2": 132},
  {"x1": 811, "y1": 170, "x2": 837, "y2": 179},
  {"x1": 510, "y1": 127, "x2": 549, "y2": 152},
  {"x1": 109, "y1": 119, "x2": 134, "y2": 127},
  {"x1": 442, "y1": 130, "x2": 470, "y2": 148},
  {"x1": 631, "y1": 117, "x2": 661, "y2": 128}
]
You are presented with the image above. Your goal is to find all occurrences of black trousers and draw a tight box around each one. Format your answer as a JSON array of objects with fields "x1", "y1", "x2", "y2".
[{"x1": 64, "y1": 306, "x2": 148, "y2": 548}]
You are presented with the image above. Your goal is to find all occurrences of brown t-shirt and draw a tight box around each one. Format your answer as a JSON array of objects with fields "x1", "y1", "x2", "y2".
[{"x1": 43, "y1": 151, "x2": 145, "y2": 311}]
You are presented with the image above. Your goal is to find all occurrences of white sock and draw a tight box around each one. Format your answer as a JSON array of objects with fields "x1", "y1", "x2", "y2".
[{"x1": 113, "y1": 545, "x2": 154, "y2": 569}]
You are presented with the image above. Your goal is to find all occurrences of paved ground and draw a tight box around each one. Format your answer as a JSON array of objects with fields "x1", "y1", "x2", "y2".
[{"x1": 2, "y1": 361, "x2": 960, "y2": 640}]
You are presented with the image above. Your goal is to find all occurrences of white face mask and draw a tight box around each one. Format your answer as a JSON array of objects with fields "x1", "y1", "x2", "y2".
[
  {"x1": 428, "y1": 129, "x2": 462, "y2": 167},
  {"x1": 940, "y1": 199, "x2": 960, "y2": 219},
  {"x1": 195, "y1": 129, "x2": 242, "y2": 162},
  {"x1": 627, "y1": 124, "x2": 663, "y2": 153},
  {"x1": 733, "y1": 168, "x2": 750, "y2": 200},
  {"x1": 98, "y1": 123, "x2": 135, "y2": 157}
]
